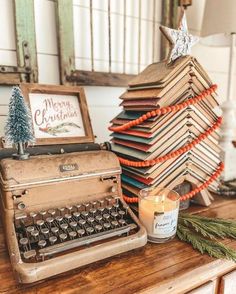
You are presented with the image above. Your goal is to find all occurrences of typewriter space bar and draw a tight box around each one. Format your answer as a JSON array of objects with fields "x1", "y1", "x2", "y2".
[{"x1": 39, "y1": 223, "x2": 137, "y2": 257}]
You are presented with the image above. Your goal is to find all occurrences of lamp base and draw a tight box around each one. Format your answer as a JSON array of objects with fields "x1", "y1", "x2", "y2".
[
  {"x1": 221, "y1": 146, "x2": 236, "y2": 181},
  {"x1": 219, "y1": 100, "x2": 236, "y2": 181}
]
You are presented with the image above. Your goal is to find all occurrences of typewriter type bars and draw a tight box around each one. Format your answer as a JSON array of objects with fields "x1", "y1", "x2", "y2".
[{"x1": 15, "y1": 196, "x2": 138, "y2": 262}]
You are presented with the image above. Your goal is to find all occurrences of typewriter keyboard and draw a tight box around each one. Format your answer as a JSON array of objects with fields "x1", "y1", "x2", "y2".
[{"x1": 14, "y1": 197, "x2": 138, "y2": 262}]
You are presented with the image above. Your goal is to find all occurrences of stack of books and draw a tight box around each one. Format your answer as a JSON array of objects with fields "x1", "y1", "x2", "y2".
[{"x1": 110, "y1": 56, "x2": 222, "y2": 206}]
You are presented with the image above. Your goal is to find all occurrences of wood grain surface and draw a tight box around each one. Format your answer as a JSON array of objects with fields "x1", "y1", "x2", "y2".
[{"x1": 1, "y1": 195, "x2": 236, "y2": 294}]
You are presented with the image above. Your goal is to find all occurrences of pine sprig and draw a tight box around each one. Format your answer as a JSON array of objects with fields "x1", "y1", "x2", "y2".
[
  {"x1": 179, "y1": 213, "x2": 236, "y2": 239},
  {"x1": 179, "y1": 217, "x2": 217, "y2": 240},
  {"x1": 177, "y1": 224, "x2": 236, "y2": 261},
  {"x1": 177, "y1": 213, "x2": 236, "y2": 261}
]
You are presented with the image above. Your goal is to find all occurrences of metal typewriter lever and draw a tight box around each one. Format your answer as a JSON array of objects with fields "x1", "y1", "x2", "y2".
[{"x1": 39, "y1": 223, "x2": 137, "y2": 258}]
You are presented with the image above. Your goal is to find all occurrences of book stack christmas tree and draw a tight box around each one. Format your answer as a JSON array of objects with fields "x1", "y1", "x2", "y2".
[{"x1": 109, "y1": 12, "x2": 224, "y2": 206}]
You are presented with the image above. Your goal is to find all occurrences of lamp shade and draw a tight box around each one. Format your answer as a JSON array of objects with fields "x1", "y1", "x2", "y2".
[
  {"x1": 202, "y1": 0, "x2": 236, "y2": 36},
  {"x1": 201, "y1": 0, "x2": 236, "y2": 47}
]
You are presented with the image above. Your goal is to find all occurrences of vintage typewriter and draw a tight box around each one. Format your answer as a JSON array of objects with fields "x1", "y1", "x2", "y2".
[{"x1": 0, "y1": 148, "x2": 147, "y2": 283}]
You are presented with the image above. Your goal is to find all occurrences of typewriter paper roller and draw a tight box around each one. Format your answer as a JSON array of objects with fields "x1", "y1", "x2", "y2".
[{"x1": 0, "y1": 150, "x2": 147, "y2": 283}]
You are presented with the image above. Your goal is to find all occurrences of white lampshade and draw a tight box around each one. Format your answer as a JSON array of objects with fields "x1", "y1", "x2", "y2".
[{"x1": 201, "y1": 0, "x2": 236, "y2": 47}]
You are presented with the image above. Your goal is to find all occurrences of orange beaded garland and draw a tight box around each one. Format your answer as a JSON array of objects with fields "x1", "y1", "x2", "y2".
[{"x1": 109, "y1": 85, "x2": 224, "y2": 203}]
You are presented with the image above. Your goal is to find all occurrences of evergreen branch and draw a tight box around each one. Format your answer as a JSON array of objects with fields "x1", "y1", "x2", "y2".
[
  {"x1": 178, "y1": 217, "x2": 217, "y2": 240},
  {"x1": 177, "y1": 224, "x2": 236, "y2": 261},
  {"x1": 180, "y1": 213, "x2": 236, "y2": 226},
  {"x1": 179, "y1": 213, "x2": 236, "y2": 240}
]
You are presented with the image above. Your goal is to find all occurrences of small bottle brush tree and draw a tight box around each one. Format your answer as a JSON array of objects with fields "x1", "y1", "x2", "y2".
[{"x1": 5, "y1": 86, "x2": 35, "y2": 160}]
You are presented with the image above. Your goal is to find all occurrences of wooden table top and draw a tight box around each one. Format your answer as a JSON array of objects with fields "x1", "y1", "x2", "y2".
[{"x1": 1, "y1": 196, "x2": 236, "y2": 294}]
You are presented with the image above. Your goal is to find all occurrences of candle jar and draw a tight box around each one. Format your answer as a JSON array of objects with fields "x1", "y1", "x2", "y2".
[{"x1": 139, "y1": 187, "x2": 180, "y2": 243}]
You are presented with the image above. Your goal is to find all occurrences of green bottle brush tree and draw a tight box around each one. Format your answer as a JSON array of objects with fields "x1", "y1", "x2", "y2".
[{"x1": 4, "y1": 86, "x2": 35, "y2": 160}]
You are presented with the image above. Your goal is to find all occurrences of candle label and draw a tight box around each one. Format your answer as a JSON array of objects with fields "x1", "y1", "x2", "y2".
[{"x1": 153, "y1": 208, "x2": 179, "y2": 238}]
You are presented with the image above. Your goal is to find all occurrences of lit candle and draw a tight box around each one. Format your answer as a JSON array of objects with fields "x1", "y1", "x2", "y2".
[{"x1": 139, "y1": 187, "x2": 180, "y2": 243}]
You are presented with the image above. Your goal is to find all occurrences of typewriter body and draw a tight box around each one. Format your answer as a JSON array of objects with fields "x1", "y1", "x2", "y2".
[{"x1": 0, "y1": 150, "x2": 147, "y2": 283}]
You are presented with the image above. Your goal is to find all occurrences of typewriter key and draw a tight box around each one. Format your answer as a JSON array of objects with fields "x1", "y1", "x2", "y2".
[
  {"x1": 119, "y1": 210, "x2": 125, "y2": 218},
  {"x1": 87, "y1": 217, "x2": 95, "y2": 224},
  {"x1": 48, "y1": 209, "x2": 56, "y2": 216},
  {"x1": 46, "y1": 217, "x2": 54, "y2": 226},
  {"x1": 15, "y1": 212, "x2": 27, "y2": 221},
  {"x1": 95, "y1": 224, "x2": 103, "y2": 232},
  {"x1": 113, "y1": 203, "x2": 119, "y2": 211},
  {"x1": 36, "y1": 219, "x2": 44, "y2": 228},
  {"x1": 86, "y1": 227, "x2": 94, "y2": 235},
  {"x1": 106, "y1": 205, "x2": 113, "y2": 213},
  {"x1": 49, "y1": 236, "x2": 57, "y2": 245},
  {"x1": 103, "y1": 222, "x2": 111, "y2": 230},
  {"x1": 66, "y1": 205, "x2": 73, "y2": 213},
  {"x1": 58, "y1": 207, "x2": 65, "y2": 215},
  {"x1": 113, "y1": 195, "x2": 120, "y2": 204},
  {"x1": 60, "y1": 223, "x2": 68, "y2": 231},
  {"x1": 98, "y1": 207, "x2": 105, "y2": 213},
  {"x1": 31, "y1": 230, "x2": 39, "y2": 240},
  {"x1": 69, "y1": 221, "x2": 77, "y2": 229},
  {"x1": 51, "y1": 226, "x2": 59, "y2": 235},
  {"x1": 111, "y1": 220, "x2": 119, "y2": 228},
  {"x1": 64, "y1": 214, "x2": 72, "y2": 221},
  {"x1": 23, "y1": 249, "x2": 36, "y2": 260},
  {"x1": 26, "y1": 226, "x2": 34, "y2": 234},
  {"x1": 77, "y1": 229, "x2": 85, "y2": 237},
  {"x1": 103, "y1": 213, "x2": 110, "y2": 220},
  {"x1": 119, "y1": 219, "x2": 126, "y2": 226},
  {"x1": 78, "y1": 219, "x2": 86, "y2": 227},
  {"x1": 19, "y1": 237, "x2": 29, "y2": 251},
  {"x1": 29, "y1": 212, "x2": 37, "y2": 224},
  {"x1": 15, "y1": 212, "x2": 27, "y2": 228},
  {"x1": 56, "y1": 215, "x2": 63, "y2": 223},
  {"x1": 83, "y1": 203, "x2": 90, "y2": 211},
  {"x1": 89, "y1": 208, "x2": 97, "y2": 216},
  {"x1": 95, "y1": 215, "x2": 103, "y2": 223},
  {"x1": 73, "y1": 211, "x2": 80, "y2": 219},
  {"x1": 76, "y1": 204, "x2": 81, "y2": 211},
  {"x1": 98, "y1": 199, "x2": 104, "y2": 206},
  {"x1": 59, "y1": 233, "x2": 67, "y2": 242},
  {"x1": 41, "y1": 228, "x2": 49, "y2": 236},
  {"x1": 38, "y1": 240, "x2": 47, "y2": 249},
  {"x1": 69, "y1": 231, "x2": 77, "y2": 239},
  {"x1": 81, "y1": 211, "x2": 89, "y2": 218},
  {"x1": 39, "y1": 210, "x2": 46, "y2": 219},
  {"x1": 106, "y1": 197, "x2": 113, "y2": 205},
  {"x1": 91, "y1": 201, "x2": 97, "y2": 208},
  {"x1": 111, "y1": 211, "x2": 118, "y2": 218}
]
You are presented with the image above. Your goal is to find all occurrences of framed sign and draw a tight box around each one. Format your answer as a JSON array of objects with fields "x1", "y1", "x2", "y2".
[{"x1": 20, "y1": 83, "x2": 94, "y2": 145}]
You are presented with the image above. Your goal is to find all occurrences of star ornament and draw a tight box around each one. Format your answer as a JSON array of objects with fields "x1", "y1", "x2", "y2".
[{"x1": 160, "y1": 12, "x2": 199, "y2": 63}]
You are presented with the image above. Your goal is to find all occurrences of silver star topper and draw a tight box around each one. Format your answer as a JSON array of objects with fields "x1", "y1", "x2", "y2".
[{"x1": 160, "y1": 11, "x2": 199, "y2": 63}]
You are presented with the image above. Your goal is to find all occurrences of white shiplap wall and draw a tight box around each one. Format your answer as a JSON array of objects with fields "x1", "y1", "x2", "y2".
[
  {"x1": 0, "y1": 0, "x2": 231, "y2": 143},
  {"x1": 0, "y1": 0, "x2": 162, "y2": 143}
]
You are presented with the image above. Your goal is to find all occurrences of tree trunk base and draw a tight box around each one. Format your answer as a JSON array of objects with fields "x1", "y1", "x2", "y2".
[{"x1": 12, "y1": 152, "x2": 30, "y2": 160}]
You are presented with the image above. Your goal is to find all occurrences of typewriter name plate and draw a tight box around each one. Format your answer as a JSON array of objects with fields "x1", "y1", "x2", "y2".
[
  {"x1": 15, "y1": 197, "x2": 138, "y2": 262},
  {"x1": 59, "y1": 163, "x2": 79, "y2": 172}
]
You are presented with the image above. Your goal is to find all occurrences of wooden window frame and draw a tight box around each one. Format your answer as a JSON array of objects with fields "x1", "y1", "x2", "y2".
[
  {"x1": 56, "y1": 0, "x2": 180, "y2": 87},
  {"x1": 0, "y1": 0, "x2": 38, "y2": 85},
  {"x1": 56, "y1": 0, "x2": 179, "y2": 87}
]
